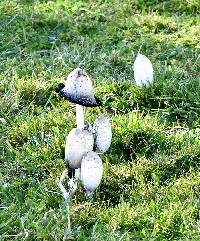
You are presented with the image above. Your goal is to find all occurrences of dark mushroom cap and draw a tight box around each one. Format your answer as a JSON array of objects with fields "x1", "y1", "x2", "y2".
[
  {"x1": 57, "y1": 87, "x2": 102, "y2": 107},
  {"x1": 55, "y1": 68, "x2": 102, "y2": 107}
]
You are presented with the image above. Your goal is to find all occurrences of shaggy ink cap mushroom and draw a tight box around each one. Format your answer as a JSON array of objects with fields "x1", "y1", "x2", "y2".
[
  {"x1": 93, "y1": 117, "x2": 112, "y2": 153},
  {"x1": 65, "y1": 128, "x2": 86, "y2": 169},
  {"x1": 55, "y1": 68, "x2": 102, "y2": 107},
  {"x1": 65, "y1": 127, "x2": 94, "y2": 169},
  {"x1": 80, "y1": 151, "x2": 103, "y2": 197},
  {"x1": 133, "y1": 53, "x2": 153, "y2": 89}
]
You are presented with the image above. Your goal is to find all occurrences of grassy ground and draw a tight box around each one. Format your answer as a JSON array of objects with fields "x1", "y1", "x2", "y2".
[{"x1": 0, "y1": 0, "x2": 200, "y2": 240}]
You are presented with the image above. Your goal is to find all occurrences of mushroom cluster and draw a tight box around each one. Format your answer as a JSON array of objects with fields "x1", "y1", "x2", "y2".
[{"x1": 56, "y1": 68, "x2": 112, "y2": 199}]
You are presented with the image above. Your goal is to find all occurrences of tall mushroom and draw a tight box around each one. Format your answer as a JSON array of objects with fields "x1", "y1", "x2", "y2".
[
  {"x1": 56, "y1": 68, "x2": 102, "y2": 197},
  {"x1": 56, "y1": 68, "x2": 112, "y2": 199},
  {"x1": 133, "y1": 53, "x2": 153, "y2": 89},
  {"x1": 56, "y1": 68, "x2": 101, "y2": 130}
]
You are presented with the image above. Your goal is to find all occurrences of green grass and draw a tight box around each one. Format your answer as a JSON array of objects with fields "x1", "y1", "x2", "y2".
[{"x1": 0, "y1": 0, "x2": 200, "y2": 240}]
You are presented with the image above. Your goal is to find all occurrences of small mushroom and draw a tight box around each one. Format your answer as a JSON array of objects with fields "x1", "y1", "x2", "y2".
[
  {"x1": 80, "y1": 151, "x2": 103, "y2": 197},
  {"x1": 133, "y1": 53, "x2": 153, "y2": 89},
  {"x1": 83, "y1": 129, "x2": 94, "y2": 153},
  {"x1": 93, "y1": 117, "x2": 112, "y2": 153},
  {"x1": 65, "y1": 128, "x2": 86, "y2": 169},
  {"x1": 56, "y1": 68, "x2": 102, "y2": 130},
  {"x1": 58, "y1": 126, "x2": 94, "y2": 200},
  {"x1": 65, "y1": 127, "x2": 94, "y2": 170},
  {"x1": 73, "y1": 122, "x2": 94, "y2": 180}
]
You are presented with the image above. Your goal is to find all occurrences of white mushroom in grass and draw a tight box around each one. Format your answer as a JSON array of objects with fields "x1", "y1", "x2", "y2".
[
  {"x1": 56, "y1": 68, "x2": 102, "y2": 130},
  {"x1": 74, "y1": 121, "x2": 94, "y2": 180},
  {"x1": 65, "y1": 126, "x2": 94, "y2": 179},
  {"x1": 133, "y1": 53, "x2": 153, "y2": 89},
  {"x1": 55, "y1": 68, "x2": 111, "y2": 200},
  {"x1": 81, "y1": 151, "x2": 103, "y2": 197},
  {"x1": 65, "y1": 128, "x2": 86, "y2": 169},
  {"x1": 93, "y1": 117, "x2": 112, "y2": 153},
  {"x1": 83, "y1": 128, "x2": 94, "y2": 153},
  {"x1": 56, "y1": 68, "x2": 101, "y2": 189}
]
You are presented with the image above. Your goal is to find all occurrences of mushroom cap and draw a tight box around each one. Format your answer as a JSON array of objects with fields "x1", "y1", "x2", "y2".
[
  {"x1": 93, "y1": 117, "x2": 112, "y2": 153},
  {"x1": 83, "y1": 121, "x2": 94, "y2": 152},
  {"x1": 65, "y1": 128, "x2": 86, "y2": 169},
  {"x1": 65, "y1": 127, "x2": 95, "y2": 169},
  {"x1": 56, "y1": 68, "x2": 102, "y2": 107},
  {"x1": 80, "y1": 151, "x2": 103, "y2": 196},
  {"x1": 133, "y1": 54, "x2": 153, "y2": 89},
  {"x1": 83, "y1": 129, "x2": 94, "y2": 153}
]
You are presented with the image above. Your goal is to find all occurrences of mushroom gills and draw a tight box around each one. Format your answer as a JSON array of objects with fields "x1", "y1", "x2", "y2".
[
  {"x1": 93, "y1": 117, "x2": 112, "y2": 153},
  {"x1": 81, "y1": 151, "x2": 103, "y2": 197}
]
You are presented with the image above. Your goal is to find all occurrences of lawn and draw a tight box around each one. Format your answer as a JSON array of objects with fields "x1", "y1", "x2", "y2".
[{"x1": 0, "y1": 0, "x2": 200, "y2": 240}]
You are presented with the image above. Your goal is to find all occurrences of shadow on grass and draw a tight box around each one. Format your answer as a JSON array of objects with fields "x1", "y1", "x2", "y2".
[
  {"x1": 98, "y1": 174, "x2": 137, "y2": 206},
  {"x1": 146, "y1": 152, "x2": 200, "y2": 184},
  {"x1": 103, "y1": 126, "x2": 200, "y2": 205},
  {"x1": 98, "y1": 80, "x2": 199, "y2": 127},
  {"x1": 18, "y1": 84, "x2": 58, "y2": 107},
  {"x1": 131, "y1": 0, "x2": 200, "y2": 14},
  {"x1": 95, "y1": 150, "x2": 200, "y2": 206},
  {"x1": 110, "y1": 126, "x2": 173, "y2": 160}
]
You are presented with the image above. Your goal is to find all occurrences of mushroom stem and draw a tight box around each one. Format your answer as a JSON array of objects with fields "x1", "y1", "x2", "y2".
[{"x1": 76, "y1": 104, "x2": 84, "y2": 130}]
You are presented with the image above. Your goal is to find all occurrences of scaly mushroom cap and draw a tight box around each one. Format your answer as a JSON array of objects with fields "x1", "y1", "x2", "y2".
[
  {"x1": 65, "y1": 127, "x2": 95, "y2": 169},
  {"x1": 83, "y1": 129, "x2": 94, "y2": 153},
  {"x1": 55, "y1": 68, "x2": 102, "y2": 107},
  {"x1": 93, "y1": 117, "x2": 112, "y2": 153},
  {"x1": 80, "y1": 151, "x2": 103, "y2": 197},
  {"x1": 133, "y1": 54, "x2": 153, "y2": 89},
  {"x1": 65, "y1": 128, "x2": 86, "y2": 169}
]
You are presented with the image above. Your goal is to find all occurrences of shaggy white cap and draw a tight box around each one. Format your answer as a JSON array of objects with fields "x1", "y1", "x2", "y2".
[
  {"x1": 65, "y1": 128, "x2": 86, "y2": 169},
  {"x1": 133, "y1": 54, "x2": 153, "y2": 89},
  {"x1": 58, "y1": 68, "x2": 101, "y2": 107},
  {"x1": 65, "y1": 128, "x2": 94, "y2": 169},
  {"x1": 93, "y1": 117, "x2": 112, "y2": 153},
  {"x1": 81, "y1": 151, "x2": 103, "y2": 197}
]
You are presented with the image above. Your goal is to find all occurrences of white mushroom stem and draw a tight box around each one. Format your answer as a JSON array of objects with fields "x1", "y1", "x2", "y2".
[
  {"x1": 57, "y1": 169, "x2": 72, "y2": 236},
  {"x1": 76, "y1": 104, "x2": 84, "y2": 130},
  {"x1": 57, "y1": 181, "x2": 70, "y2": 202},
  {"x1": 57, "y1": 169, "x2": 70, "y2": 202},
  {"x1": 57, "y1": 169, "x2": 78, "y2": 202}
]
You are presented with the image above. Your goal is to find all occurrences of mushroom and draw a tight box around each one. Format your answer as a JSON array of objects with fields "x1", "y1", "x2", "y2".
[
  {"x1": 93, "y1": 117, "x2": 112, "y2": 153},
  {"x1": 72, "y1": 121, "x2": 94, "y2": 180},
  {"x1": 65, "y1": 128, "x2": 86, "y2": 169},
  {"x1": 83, "y1": 127, "x2": 94, "y2": 153},
  {"x1": 65, "y1": 126, "x2": 94, "y2": 170},
  {"x1": 56, "y1": 68, "x2": 102, "y2": 130},
  {"x1": 133, "y1": 53, "x2": 153, "y2": 89},
  {"x1": 80, "y1": 151, "x2": 103, "y2": 197},
  {"x1": 56, "y1": 68, "x2": 106, "y2": 200}
]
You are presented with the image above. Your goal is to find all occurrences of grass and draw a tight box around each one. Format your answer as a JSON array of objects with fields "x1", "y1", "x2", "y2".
[{"x1": 0, "y1": 0, "x2": 200, "y2": 240}]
